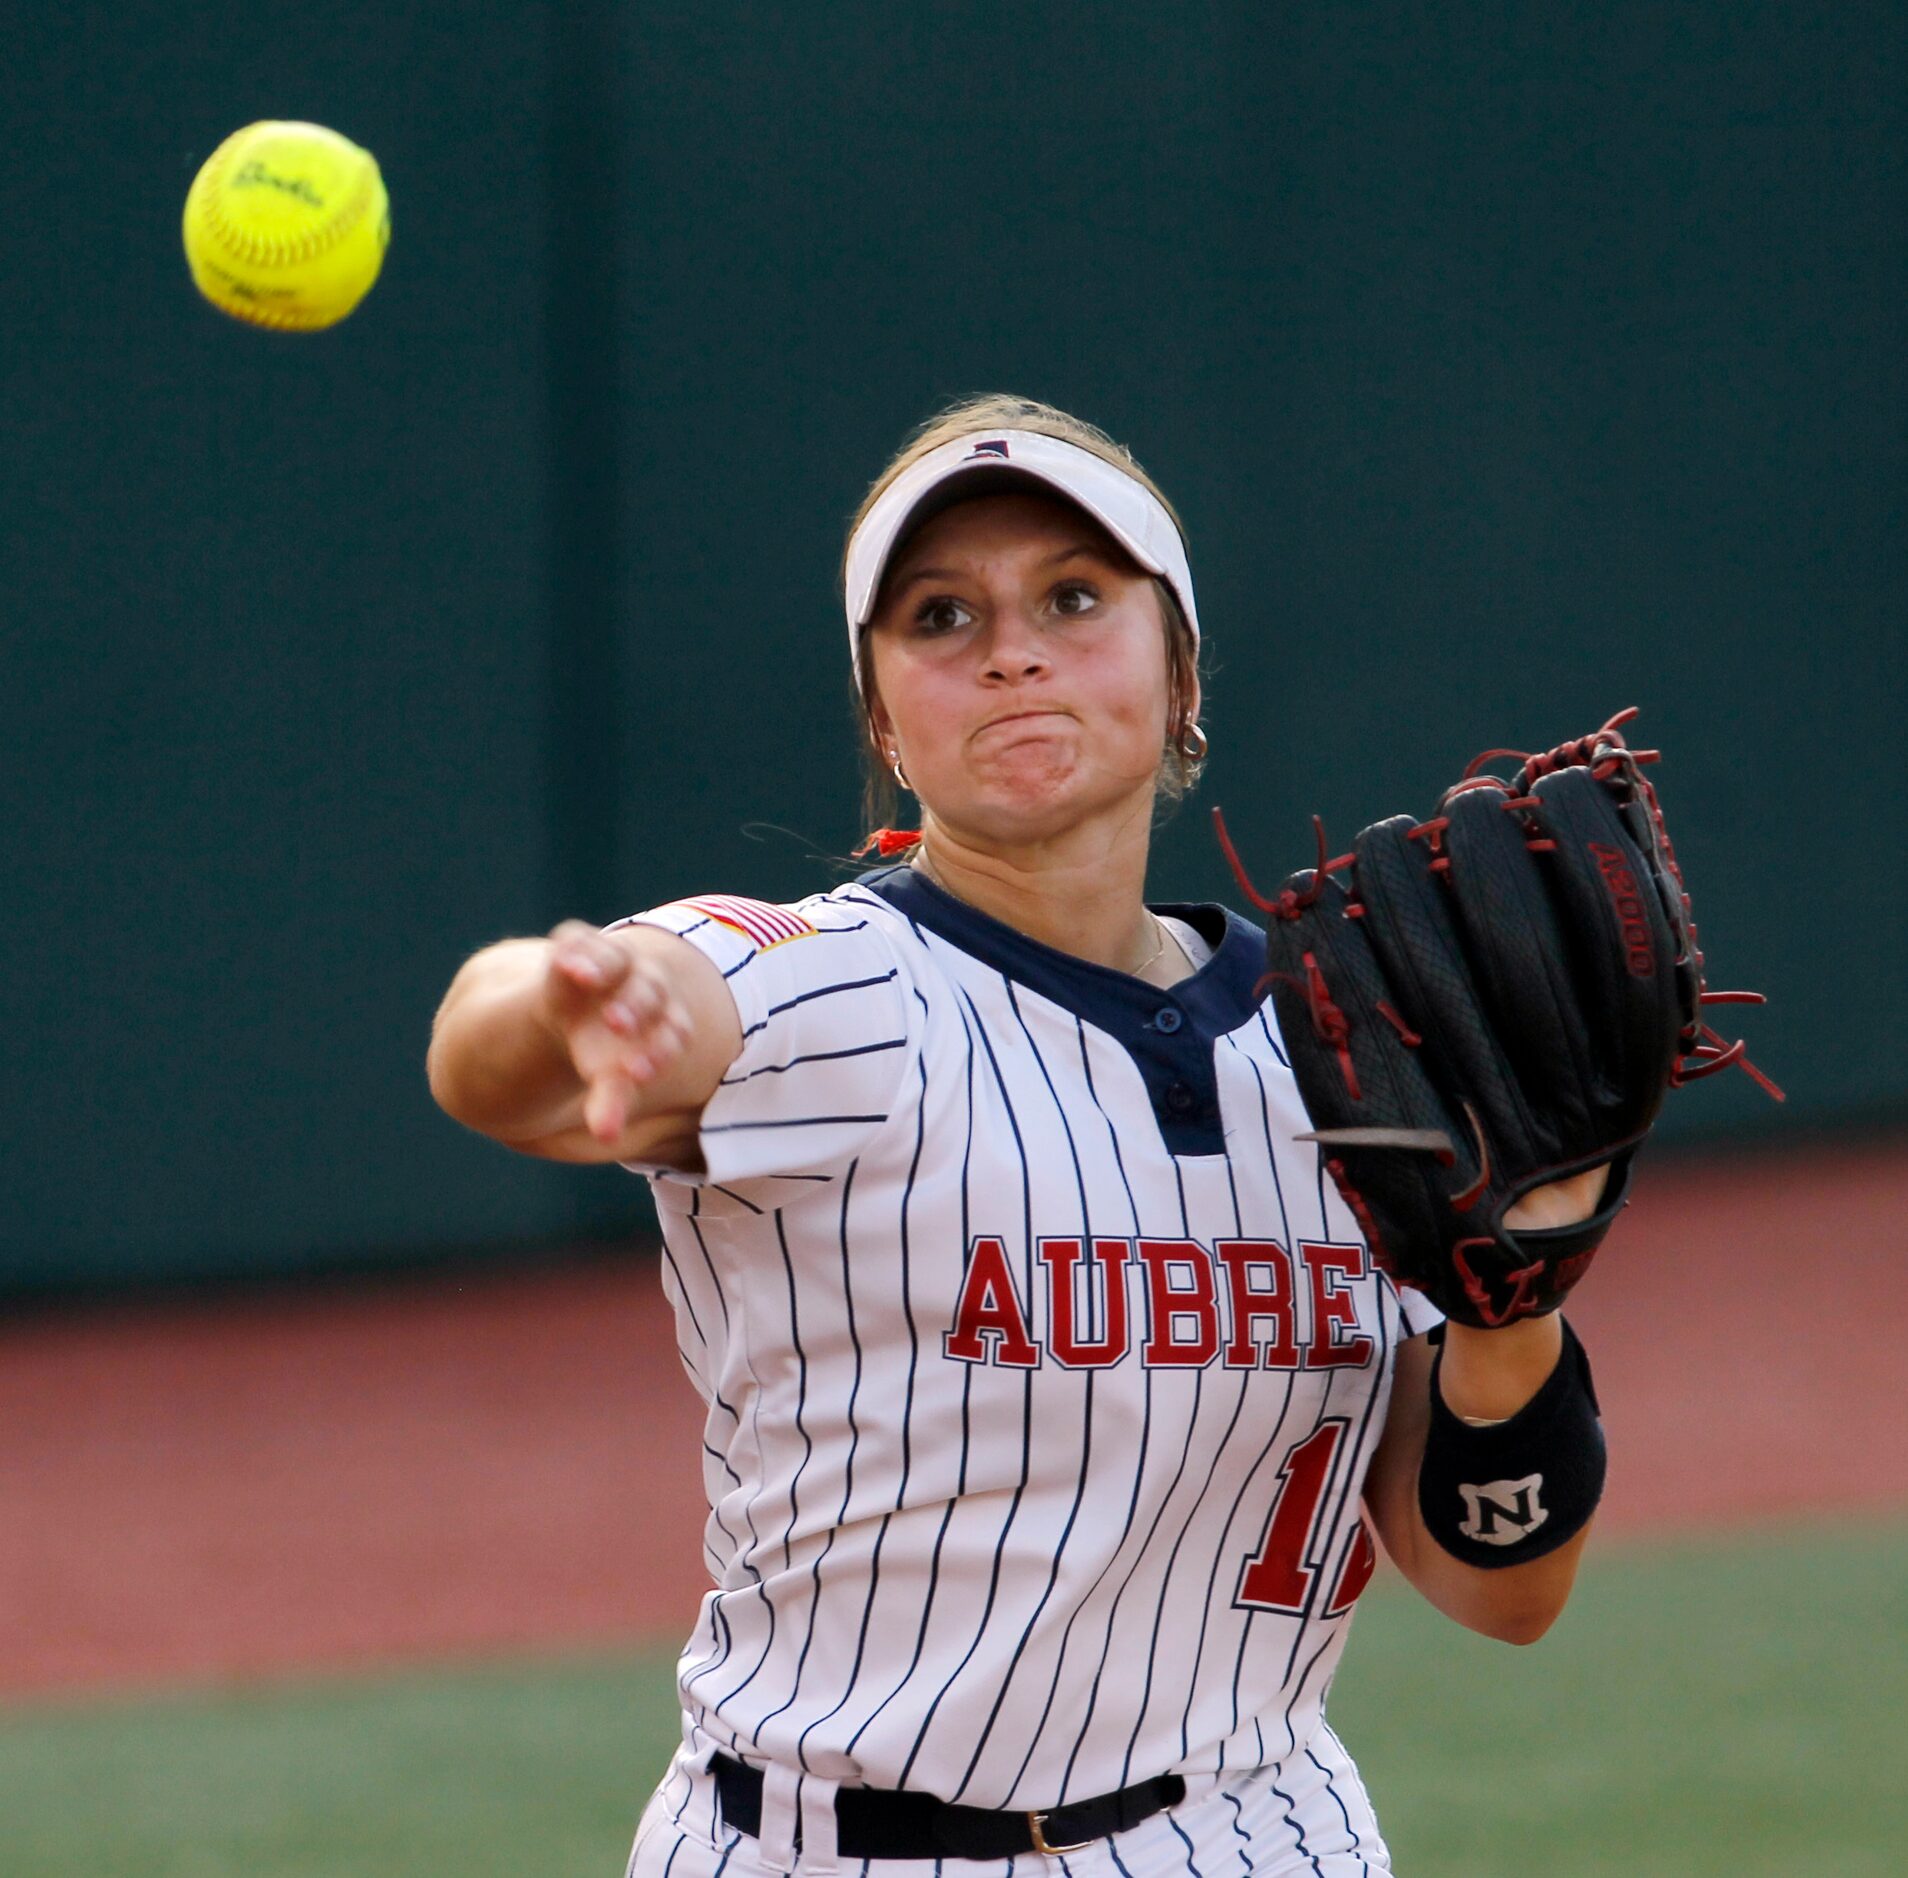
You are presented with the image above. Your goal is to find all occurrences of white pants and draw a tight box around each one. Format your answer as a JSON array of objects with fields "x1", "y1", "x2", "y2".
[{"x1": 625, "y1": 1729, "x2": 1392, "y2": 1878}]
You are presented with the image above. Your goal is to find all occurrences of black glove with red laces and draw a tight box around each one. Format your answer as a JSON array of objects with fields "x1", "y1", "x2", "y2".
[{"x1": 1218, "y1": 711, "x2": 1779, "y2": 1330}]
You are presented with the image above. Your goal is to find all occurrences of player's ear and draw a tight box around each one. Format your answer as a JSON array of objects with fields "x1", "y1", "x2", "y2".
[
  {"x1": 1156, "y1": 579, "x2": 1198, "y2": 739},
  {"x1": 1179, "y1": 602, "x2": 1200, "y2": 728},
  {"x1": 1170, "y1": 631, "x2": 1201, "y2": 746}
]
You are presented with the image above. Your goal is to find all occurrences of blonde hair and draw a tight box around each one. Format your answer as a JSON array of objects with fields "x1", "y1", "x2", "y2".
[{"x1": 846, "y1": 394, "x2": 1206, "y2": 832}]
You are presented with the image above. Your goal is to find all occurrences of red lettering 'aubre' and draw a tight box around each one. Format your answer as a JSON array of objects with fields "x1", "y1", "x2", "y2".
[
  {"x1": 1136, "y1": 1238, "x2": 1222, "y2": 1365},
  {"x1": 1215, "y1": 1239, "x2": 1299, "y2": 1369},
  {"x1": 944, "y1": 1235, "x2": 1041, "y2": 1367},
  {"x1": 1039, "y1": 1237, "x2": 1132, "y2": 1368},
  {"x1": 1299, "y1": 1241, "x2": 1375, "y2": 1368}
]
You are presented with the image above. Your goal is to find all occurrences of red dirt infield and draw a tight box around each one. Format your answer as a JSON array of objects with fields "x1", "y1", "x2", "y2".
[{"x1": 2, "y1": 1138, "x2": 1901, "y2": 1703}]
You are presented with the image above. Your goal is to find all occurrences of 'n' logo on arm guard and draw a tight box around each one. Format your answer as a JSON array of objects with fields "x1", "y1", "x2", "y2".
[{"x1": 1417, "y1": 1320, "x2": 1606, "y2": 1569}]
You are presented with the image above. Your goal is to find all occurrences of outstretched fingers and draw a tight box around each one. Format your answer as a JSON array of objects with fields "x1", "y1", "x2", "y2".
[{"x1": 544, "y1": 922, "x2": 693, "y2": 1144}]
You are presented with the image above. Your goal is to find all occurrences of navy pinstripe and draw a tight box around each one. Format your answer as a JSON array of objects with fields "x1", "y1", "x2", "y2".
[
  {"x1": 948, "y1": 982, "x2": 1100, "y2": 1799},
  {"x1": 895, "y1": 984, "x2": 1037, "y2": 1790},
  {"x1": 1112, "y1": 1158, "x2": 1209, "y2": 1786},
  {"x1": 745, "y1": 1213, "x2": 835, "y2": 1759},
  {"x1": 1014, "y1": 1018, "x2": 1151, "y2": 1805},
  {"x1": 836, "y1": 1008, "x2": 960, "y2": 1763}
]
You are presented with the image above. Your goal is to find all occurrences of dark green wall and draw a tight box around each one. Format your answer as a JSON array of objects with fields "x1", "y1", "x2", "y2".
[
  {"x1": 5, "y1": 3, "x2": 1901, "y2": 1291},
  {"x1": 4, "y1": 4, "x2": 579, "y2": 1286}
]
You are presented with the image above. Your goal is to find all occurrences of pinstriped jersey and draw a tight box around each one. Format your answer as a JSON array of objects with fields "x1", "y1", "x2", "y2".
[{"x1": 616, "y1": 865, "x2": 1442, "y2": 1811}]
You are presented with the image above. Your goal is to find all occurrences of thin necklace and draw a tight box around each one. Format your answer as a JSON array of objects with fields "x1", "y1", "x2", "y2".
[
  {"x1": 913, "y1": 847, "x2": 1177, "y2": 980},
  {"x1": 1132, "y1": 917, "x2": 1172, "y2": 979}
]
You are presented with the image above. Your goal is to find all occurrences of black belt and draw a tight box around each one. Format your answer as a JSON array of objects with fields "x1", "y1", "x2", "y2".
[{"x1": 711, "y1": 1753, "x2": 1186, "y2": 1861}]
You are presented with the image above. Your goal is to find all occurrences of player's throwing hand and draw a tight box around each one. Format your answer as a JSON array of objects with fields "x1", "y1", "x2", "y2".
[
  {"x1": 430, "y1": 915, "x2": 736, "y2": 1164},
  {"x1": 539, "y1": 922, "x2": 694, "y2": 1143}
]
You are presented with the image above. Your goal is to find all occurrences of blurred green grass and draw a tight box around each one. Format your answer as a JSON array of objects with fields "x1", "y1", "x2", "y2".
[
  {"x1": 4, "y1": 1520, "x2": 1902, "y2": 1877},
  {"x1": 1333, "y1": 1517, "x2": 1908, "y2": 1875}
]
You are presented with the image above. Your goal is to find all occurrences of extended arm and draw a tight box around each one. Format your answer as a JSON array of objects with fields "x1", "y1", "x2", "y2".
[{"x1": 427, "y1": 920, "x2": 743, "y2": 1167}]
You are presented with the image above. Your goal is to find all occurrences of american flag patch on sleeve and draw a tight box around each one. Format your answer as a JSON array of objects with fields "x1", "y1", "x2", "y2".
[{"x1": 676, "y1": 894, "x2": 817, "y2": 950}]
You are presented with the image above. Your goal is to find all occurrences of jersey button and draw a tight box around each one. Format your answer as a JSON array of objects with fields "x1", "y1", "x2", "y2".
[
  {"x1": 1154, "y1": 1007, "x2": 1183, "y2": 1033},
  {"x1": 1163, "y1": 1082, "x2": 1196, "y2": 1116}
]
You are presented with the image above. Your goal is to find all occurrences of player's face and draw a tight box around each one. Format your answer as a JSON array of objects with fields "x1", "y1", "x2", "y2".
[{"x1": 865, "y1": 491, "x2": 1184, "y2": 848}]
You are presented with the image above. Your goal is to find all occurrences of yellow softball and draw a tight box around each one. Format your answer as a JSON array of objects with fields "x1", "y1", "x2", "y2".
[{"x1": 183, "y1": 121, "x2": 390, "y2": 331}]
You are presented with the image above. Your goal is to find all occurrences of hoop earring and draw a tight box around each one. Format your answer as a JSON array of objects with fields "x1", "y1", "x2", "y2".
[
  {"x1": 1179, "y1": 722, "x2": 1210, "y2": 763},
  {"x1": 888, "y1": 749, "x2": 912, "y2": 792}
]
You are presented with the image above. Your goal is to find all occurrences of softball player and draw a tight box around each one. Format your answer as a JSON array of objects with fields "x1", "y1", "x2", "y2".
[{"x1": 430, "y1": 396, "x2": 1612, "y2": 1875}]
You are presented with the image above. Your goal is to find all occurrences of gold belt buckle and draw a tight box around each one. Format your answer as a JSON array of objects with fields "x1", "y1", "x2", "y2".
[{"x1": 1026, "y1": 1812, "x2": 1093, "y2": 1857}]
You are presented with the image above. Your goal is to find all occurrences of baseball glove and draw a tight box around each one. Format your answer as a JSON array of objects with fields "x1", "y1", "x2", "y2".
[{"x1": 1218, "y1": 710, "x2": 1778, "y2": 1329}]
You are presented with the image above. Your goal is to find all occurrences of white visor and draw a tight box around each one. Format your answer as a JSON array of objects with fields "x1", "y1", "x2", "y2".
[{"x1": 843, "y1": 429, "x2": 1198, "y2": 678}]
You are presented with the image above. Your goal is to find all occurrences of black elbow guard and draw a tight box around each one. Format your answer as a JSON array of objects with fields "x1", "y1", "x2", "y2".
[{"x1": 1418, "y1": 1319, "x2": 1606, "y2": 1569}]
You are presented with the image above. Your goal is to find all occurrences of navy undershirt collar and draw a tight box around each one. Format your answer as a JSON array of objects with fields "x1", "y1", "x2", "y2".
[{"x1": 860, "y1": 863, "x2": 1270, "y2": 1158}]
